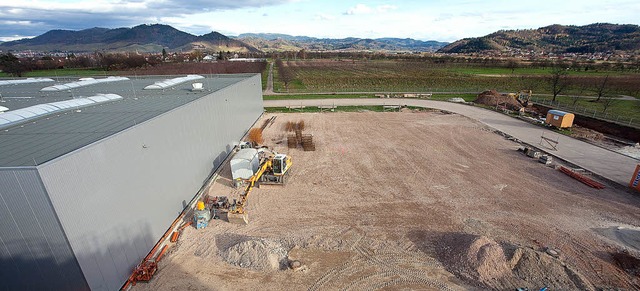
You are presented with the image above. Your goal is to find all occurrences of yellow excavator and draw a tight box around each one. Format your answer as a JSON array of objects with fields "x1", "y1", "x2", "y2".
[
  {"x1": 227, "y1": 152, "x2": 292, "y2": 224},
  {"x1": 508, "y1": 90, "x2": 532, "y2": 107}
]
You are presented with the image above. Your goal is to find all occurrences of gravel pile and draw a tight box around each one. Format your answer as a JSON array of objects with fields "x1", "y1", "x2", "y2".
[
  {"x1": 223, "y1": 238, "x2": 288, "y2": 271},
  {"x1": 440, "y1": 234, "x2": 594, "y2": 290}
]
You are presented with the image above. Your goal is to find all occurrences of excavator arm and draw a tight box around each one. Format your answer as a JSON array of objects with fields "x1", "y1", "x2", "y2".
[{"x1": 227, "y1": 159, "x2": 273, "y2": 224}]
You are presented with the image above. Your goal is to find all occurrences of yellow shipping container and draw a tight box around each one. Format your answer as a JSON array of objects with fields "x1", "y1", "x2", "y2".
[{"x1": 545, "y1": 110, "x2": 575, "y2": 128}]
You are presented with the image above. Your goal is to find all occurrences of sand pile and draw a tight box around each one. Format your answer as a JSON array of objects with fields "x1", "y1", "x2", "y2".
[
  {"x1": 444, "y1": 235, "x2": 510, "y2": 286},
  {"x1": 223, "y1": 239, "x2": 288, "y2": 271},
  {"x1": 439, "y1": 234, "x2": 594, "y2": 290},
  {"x1": 475, "y1": 90, "x2": 523, "y2": 111}
]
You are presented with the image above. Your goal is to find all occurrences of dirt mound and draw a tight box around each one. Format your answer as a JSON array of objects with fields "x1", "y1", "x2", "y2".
[
  {"x1": 475, "y1": 90, "x2": 523, "y2": 111},
  {"x1": 612, "y1": 250, "x2": 640, "y2": 277},
  {"x1": 570, "y1": 125, "x2": 605, "y2": 141},
  {"x1": 438, "y1": 234, "x2": 594, "y2": 290},
  {"x1": 222, "y1": 239, "x2": 288, "y2": 271},
  {"x1": 508, "y1": 247, "x2": 594, "y2": 290},
  {"x1": 443, "y1": 234, "x2": 510, "y2": 286}
]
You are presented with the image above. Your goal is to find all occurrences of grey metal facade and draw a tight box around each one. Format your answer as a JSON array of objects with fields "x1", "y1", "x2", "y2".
[
  {"x1": 0, "y1": 168, "x2": 88, "y2": 290},
  {"x1": 0, "y1": 74, "x2": 263, "y2": 290}
]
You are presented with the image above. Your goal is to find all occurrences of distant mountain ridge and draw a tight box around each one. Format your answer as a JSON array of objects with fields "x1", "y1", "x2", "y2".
[
  {"x1": 0, "y1": 24, "x2": 260, "y2": 53},
  {"x1": 236, "y1": 33, "x2": 448, "y2": 52},
  {"x1": 438, "y1": 23, "x2": 640, "y2": 54},
  {"x1": 4, "y1": 22, "x2": 636, "y2": 55}
]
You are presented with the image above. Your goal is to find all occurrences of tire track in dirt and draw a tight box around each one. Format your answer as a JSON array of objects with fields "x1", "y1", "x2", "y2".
[{"x1": 309, "y1": 233, "x2": 457, "y2": 290}]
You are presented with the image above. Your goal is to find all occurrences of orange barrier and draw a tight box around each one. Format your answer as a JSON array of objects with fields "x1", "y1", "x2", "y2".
[{"x1": 630, "y1": 164, "x2": 640, "y2": 191}]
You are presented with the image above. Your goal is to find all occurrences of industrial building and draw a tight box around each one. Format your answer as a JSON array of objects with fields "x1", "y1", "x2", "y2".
[{"x1": 0, "y1": 74, "x2": 263, "y2": 290}]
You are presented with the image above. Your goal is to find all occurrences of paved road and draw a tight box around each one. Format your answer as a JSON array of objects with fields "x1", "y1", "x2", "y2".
[{"x1": 264, "y1": 98, "x2": 638, "y2": 187}]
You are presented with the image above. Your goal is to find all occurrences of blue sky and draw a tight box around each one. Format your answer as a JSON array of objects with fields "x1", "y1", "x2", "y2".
[{"x1": 0, "y1": 0, "x2": 639, "y2": 42}]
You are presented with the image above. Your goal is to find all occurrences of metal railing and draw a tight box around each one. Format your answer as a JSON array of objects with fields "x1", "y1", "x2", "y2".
[{"x1": 531, "y1": 96, "x2": 639, "y2": 128}]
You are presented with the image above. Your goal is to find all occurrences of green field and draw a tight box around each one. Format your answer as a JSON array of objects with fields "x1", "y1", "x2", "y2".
[
  {"x1": 446, "y1": 66, "x2": 623, "y2": 76},
  {"x1": 273, "y1": 60, "x2": 640, "y2": 95},
  {"x1": 532, "y1": 95, "x2": 640, "y2": 123},
  {"x1": 263, "y1": 94, "x2": 376, "y2": 100},
  {"x1": 269, "y1": 59, "x2": 640, "y2": 123},
  {"x1": 263, "y1": 93, "x2": 477, "y2": 102},
  {"x1": 264, "y1": 105, "x2": 433, "y2": 113}
]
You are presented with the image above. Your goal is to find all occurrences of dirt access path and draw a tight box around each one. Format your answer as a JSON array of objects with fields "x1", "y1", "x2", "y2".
[
  {"x1": 137, "y1": 111, "x2": 640, "y2": 290},
  {"x1": 264, "y1": 61, "x2": 274, "y2": 95}
]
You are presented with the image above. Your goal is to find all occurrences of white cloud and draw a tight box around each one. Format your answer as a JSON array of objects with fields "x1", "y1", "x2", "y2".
[
  {"x1": 344, "y1": 3, "x2": 397, "y2": 15},
  {"x1": 376, "y1": 4, "x2": 396, "y2": 13},
  {"x1": 344, "y1": 4, "x2": 372, "y2": 15},
  {"x1": 1, "y1": 20, "x2": 37, "y2": 26},
  {"x1": 1, "y1": 0, "x2": 640, "y2": 44},
  {"x1": 0, "y1": 35, "x2": 34, "y2": 42},
  {"x1": 314, "y1": 13, "x2": 335, "y2": 21}
]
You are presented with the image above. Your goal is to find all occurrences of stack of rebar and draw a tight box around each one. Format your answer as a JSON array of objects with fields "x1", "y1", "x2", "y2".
[
  {"x1": 301, "y1": 134, "x2": 315, "y2": 151},
  {"x1": 295, "y1": 129, "x2": 302, "y2": 143},
  {"x1": 284, "y1": 120, "x2": 315, "y2": 150},
  {"x1": 287, "y1": 135, "x2": 297, "y2": 148}
]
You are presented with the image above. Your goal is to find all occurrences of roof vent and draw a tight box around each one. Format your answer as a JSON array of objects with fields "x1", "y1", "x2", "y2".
[
  {"x1": 0, "y1": 93, "x2": 123, "y2": 129},
  {"x1": 41, "y1": 76, "x2": 129, "y2": 92},
  {"x1": 191, "y1": 82, "x2": 204, "y2": 91},
  {"x1": 0, "y1": 78, "x2": 55, "y2": 86},
  {"x1": 144, "y1": 75, "x2": 205, "y2": 90}
]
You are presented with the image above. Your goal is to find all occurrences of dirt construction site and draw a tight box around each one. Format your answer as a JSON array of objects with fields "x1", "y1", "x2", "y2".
[{"x1": 136, "y1": 110, "x2": 640, "y2": 290}]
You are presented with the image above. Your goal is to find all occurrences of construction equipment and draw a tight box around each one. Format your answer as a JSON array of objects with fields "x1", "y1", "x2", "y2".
[
  {"x1": 508, "y1": 90, "x2": 532, "y2": 107},
  {"x1": 194, "y1": 201, "x2": 212, "y2": 229},
  {"x1": 228, "y1": 151, "x2": 292, "y2": 224}
]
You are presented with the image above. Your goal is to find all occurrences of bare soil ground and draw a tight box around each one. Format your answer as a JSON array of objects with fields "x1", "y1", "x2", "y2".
[{"x1": 136, "y1": 111, "x2": 640, "y2": 290}]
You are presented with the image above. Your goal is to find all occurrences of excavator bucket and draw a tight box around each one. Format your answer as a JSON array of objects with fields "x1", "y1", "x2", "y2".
[{"x1": 227, "y1": 212, "x2": 249, "y2": 225}]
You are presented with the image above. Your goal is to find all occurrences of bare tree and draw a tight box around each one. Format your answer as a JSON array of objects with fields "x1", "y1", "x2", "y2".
[
  {"x1": 275, "y1": 58, "x2": 293, "y2": 91},
  {"x1": 549, "y1": 65, "x2": 569, "y2": 102},
  {"x1": 570, "y1": 83, "x2": 588, "y2": 106},
  {"x1": 506, "y1": 59, "x2": 520, "y2": 74},
  {"x1": 593, "y1": 74, "x2": 609, "y2": 102},
  {"x1": 600, "y1": 95, "x2": 619, "y2": 113}
]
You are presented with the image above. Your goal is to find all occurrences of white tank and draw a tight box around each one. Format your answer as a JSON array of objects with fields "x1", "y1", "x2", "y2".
[{"x1": 231, "y1": 148, "x2": 259, "y2": 180}]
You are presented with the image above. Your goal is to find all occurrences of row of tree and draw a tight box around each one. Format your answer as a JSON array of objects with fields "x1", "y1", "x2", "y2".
[
  {"x1": 268, "y1": 50, "x2": 640, "y2": 72},
  {"x1": 0, "y1": 52, "x2": 161, "y2": 76},
  {"x1": 547, "y1": 65, "x2": 626, "y2": 113},
  {"x1": 275, "y1": 58, "x2": 294, "y2": 91},
  {"x1": 0, "y1": 49, "x2": 271, "y2": 77}
]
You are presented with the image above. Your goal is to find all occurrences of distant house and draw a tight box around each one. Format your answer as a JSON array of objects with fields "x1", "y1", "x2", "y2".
[
  {"x1": 228, "y1": 58, "x2": 266, "y2": 62},
  {"x1": 203, "y1": 54, "x2": 218, "y2": 62}
]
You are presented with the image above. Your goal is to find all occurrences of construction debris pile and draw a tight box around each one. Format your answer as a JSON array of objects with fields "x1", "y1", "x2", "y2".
[{"x1": 285, "y1": 120, "x2": 315, "y2": 151}]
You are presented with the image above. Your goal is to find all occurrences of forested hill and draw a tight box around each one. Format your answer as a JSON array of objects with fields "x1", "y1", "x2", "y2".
[{"x1": 438, "y1": 23, "x2": 640, "y2": 54}]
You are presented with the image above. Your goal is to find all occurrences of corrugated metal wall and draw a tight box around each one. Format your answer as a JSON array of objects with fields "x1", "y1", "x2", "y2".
[
  {"x1": 0, "y1": 168, "x2": 88, "y2": 290},
  {"x1": 37, "y1": 74, "x2": 263, "y2": 290}
]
